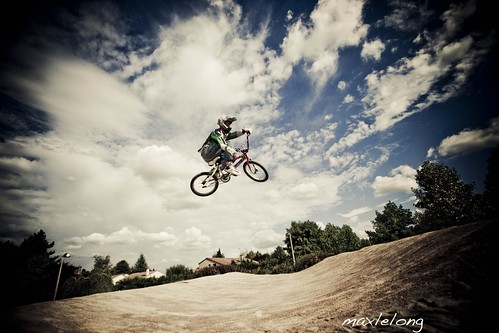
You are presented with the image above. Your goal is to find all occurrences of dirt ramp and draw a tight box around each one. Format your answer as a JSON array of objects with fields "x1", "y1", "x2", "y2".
[{"x1": 8, "y1": 220, "x2": 495, "y2": 333}]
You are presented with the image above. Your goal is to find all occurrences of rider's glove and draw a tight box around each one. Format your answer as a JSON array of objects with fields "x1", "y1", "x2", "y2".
[
  {"x1": 226, "y1": 146, "x2": 237, "y2": 155},
  {"x1": 242, "y1": 128, "x2": 252, "y2": 134}
]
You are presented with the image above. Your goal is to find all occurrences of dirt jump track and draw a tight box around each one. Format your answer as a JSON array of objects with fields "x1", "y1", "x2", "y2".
[{"x1": 7, "y1": 219, "x2": 495, "y2": 333}]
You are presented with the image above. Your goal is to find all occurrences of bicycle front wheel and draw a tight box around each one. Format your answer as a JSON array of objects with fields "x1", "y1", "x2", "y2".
[
  {"x1": 243, "y1": 161, "x2": 268, "y2": 182},
  {"x1": 190, "y1": 172, "x2": 219, "y2": 196}
]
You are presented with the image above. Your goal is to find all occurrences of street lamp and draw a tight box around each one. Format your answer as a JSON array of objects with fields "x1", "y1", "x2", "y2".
[
  {"x1": 287, "y1": 233, "x2": 296, "y2": 266},
  {"x1": 53, "y1": 253, "x2": 70, "y2": 301}
]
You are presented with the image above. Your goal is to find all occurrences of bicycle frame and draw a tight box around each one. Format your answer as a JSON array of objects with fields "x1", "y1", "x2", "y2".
[
  {"x1": 233, "y1": 133, "x2": 252, "y2": 168},
  {"x1": 190, "y1": 133, "x2": 268, "y2": 196},
  {"x1": 203, "y1": 133, "x2": 251, "y2": 183},
  {"x1": 206, "y1": 161, "x2": 229, "y2": 183}
]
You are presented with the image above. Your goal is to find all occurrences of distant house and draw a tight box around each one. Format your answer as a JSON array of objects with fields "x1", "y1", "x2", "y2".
[
  {"x1": 197, "y1": 257, "x2": 240, "y2": 270},
  {"x1": 112, "y1": 273, "x2": 129, "y2": 285},
  {"x1": 112, "y1": 268, "x2": 165, "y2": 285}
]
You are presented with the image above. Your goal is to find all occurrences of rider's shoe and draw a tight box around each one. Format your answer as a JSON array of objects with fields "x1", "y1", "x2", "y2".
[{"x1": 226, "y1": 165, "x2": 240, "y2": 176}]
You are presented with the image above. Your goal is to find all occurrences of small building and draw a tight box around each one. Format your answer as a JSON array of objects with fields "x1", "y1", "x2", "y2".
[
  {"x1": 197, "y1": 257, "x2": 241, "y2": 270},
  {"x1": 111, "y1": 273, "x2": 129, "y2": 285},
  {"x1": 112, "y1": 268, "x2": 165, "y2": 285}
]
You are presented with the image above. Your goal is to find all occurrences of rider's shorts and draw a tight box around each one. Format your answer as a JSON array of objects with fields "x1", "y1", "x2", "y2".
[{"x1": 200, "y1": 144, "x2": 222, "y2": 163}]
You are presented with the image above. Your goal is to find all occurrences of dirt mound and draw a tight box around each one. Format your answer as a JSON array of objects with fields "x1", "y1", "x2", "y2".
[{"x1": 8, "y1": 220, "x2": 495, "y2": 333}]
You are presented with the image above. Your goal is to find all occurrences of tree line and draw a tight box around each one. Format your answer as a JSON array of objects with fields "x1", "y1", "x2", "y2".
[
  {"x1": 2, "y1": 149, "x2": 498, "y2": 309},
  {"x1": 367, "y1": 154, "x2": 498, "y2": 243}
]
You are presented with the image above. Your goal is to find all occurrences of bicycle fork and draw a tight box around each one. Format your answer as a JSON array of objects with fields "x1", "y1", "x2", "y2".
[
  {"x1": 233, "y1": 152, "x2": 249, "y2": 168},
  {"x1": 202, "y1": 166, "x2": 218, "y2": 186}
]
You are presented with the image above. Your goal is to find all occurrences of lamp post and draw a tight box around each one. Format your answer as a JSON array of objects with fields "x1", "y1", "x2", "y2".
[
  {"x1": 53, "y1": 253, "x2": 70, "y2": 301},
  {"x1": 287, "y1": 233, "x2": 296, "y2": 266}
]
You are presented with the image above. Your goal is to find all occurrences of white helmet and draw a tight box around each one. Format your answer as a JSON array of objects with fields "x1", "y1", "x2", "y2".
[{"x1": 217, "y1": 115, "x2": 237, "y2": 133}]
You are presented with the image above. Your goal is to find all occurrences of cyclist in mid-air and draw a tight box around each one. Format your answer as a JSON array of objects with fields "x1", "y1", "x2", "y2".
[{"x1": 198, "y1": 116, "x2": 251, "y2": 176}]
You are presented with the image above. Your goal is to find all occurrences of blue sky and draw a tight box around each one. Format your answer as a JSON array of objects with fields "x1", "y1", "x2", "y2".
[{"x1": 0, "y1": 0, "x2": 497, "y2": 271}]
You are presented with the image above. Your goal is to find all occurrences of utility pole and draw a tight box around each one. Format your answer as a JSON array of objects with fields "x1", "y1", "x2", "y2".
[
  {"x1": 53, "y1": 253, "x2": 70, "y2": 301},
  {"x1": 288, "y1": 233, "x2": 296, "y2": 266}
]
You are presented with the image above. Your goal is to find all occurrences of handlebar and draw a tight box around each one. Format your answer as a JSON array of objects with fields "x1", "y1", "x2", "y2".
[{"x1": 236, "y1": 132, "x2": 251, "y2": 153}]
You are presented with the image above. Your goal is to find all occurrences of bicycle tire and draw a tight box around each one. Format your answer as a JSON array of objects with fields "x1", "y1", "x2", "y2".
[
  {"x1": 243, "y1": 161, "x2": 269, "y2": 182},
  {"x1": 190, "y1": 172, "x2": 219, "y2": 196}
]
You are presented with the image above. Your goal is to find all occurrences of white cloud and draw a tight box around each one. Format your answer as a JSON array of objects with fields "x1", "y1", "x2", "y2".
[
  {"x1": 288, "y1": 182, "x2": 320, "y2": 199},
  {"x1": 253, "y1": 229, "x2": 284, "y2": 249},
  {"x1": 11, "y1": 58, "x2": 148, "y2": 141},
  {"x1": 281, "y1": 0, "x2": 368, "y2": 89},
  {"x1": 66, "y1": 227, "x2": 176, "y2": 246},
  {"x1": 132, "y1": 144, "x2": 194, "y2": 182},
  {"x1": 382, "y1": 0, "x2": 432, "y2": 31},
  {"x1": 120, "y1": 4, "x2": 285, "y2": 143},
  {"x1": 361, "y1": 39, "x2": 385, "y2": 61},
  {"x1": 327, "y1": 121, "x2": 373, "y2": 155},
  {"x1": 426, "y1": 147, "x2": 436, "y2": 158},
  {"x1": 177, "y1": 227, "x2": 212, "y2": 250},
  {"x1": 343, "y1": 94, "x2": 354, "y2": 103},
  {"x1": 339, "y1": 206, "x2": 371, "y2": 218},
  {"x1": 323, "y1": 0, "x2": 485, "y2": 157},
  {"x1": 372, "y1": 165, "x2": 417, "y2": 197},
  {"x1": 435, "y1": 117, "x2": 499, "y2": 156}
]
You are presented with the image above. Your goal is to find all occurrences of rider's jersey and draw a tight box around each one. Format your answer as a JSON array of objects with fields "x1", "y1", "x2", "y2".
[{"x1": 206, "y1": 128, "x2": 239, "y2": 147}]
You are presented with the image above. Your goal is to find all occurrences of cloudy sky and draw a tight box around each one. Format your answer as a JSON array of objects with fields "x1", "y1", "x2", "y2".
[{"x1": 0, "y1": 0, "x2": 497, "y2": 271}]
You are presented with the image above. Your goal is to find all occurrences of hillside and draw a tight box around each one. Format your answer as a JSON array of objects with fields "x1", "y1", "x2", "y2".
[{"x1": 8, "y1": 219, "x2": 495, "y2": 333}]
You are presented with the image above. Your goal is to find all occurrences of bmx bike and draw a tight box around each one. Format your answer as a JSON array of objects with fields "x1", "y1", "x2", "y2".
[{"x1": 190, "y1": 133, "x2": 268, "y2": 197}]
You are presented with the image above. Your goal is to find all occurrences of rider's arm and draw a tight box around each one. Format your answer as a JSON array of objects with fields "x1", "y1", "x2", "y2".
[
  {"x1": 227, "y1": 131, "x2": 242, "y2": 140},
  {"x1": 227, "y1": 128, "x2": 250, "y2": 140}
]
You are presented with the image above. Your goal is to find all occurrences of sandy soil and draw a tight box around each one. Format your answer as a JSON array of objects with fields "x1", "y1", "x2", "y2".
[{"x1": 7, "y1": 220, "x2": 495, "y2": 333}]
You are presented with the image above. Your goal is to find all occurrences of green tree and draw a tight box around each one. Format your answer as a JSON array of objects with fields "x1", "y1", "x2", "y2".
[
  {"x1": 165, "y1": 264, "x2": 194, "y2": 283},
  {"x1": 254, "y1": 247, "x2": 286, "y2": 271},
  {"x1": 213, "y1": 248, "x2": 225, "y2": 258},
  {"x1": 114, "y1": 275, "x2": 167, "y2": 290},
  {"x1": 79, "y1": 254, "x2": 114, "y2": 296},
  {"x1": 285, "y1": 220, "x2": 323, "y2": 257},
  {"x1": 412, "y1": 161, "x2": 484, "y2": 231},
  {"x1": 0, "y1": 240, "x2": 23, "y2": 309},
  {"x1": 132, "y1": 253, "x2": 149, "y2": 272},
  {"x1": 18, "y1": 230, "x2": 58, "y2": 304},
  {"x1": 0, "y1": 230, "x2": 80, "y2": 306},
  {"x1": 61, "y1": 255, "x2": 113, "y2": 297},
  {"x1": 483, "y1": 148, "x2": 499, "y2": 218},
  {"x1": 320, "y1": 224, "x2": 341, "y2": 255},
  {"x1": 245, "y1": 250, "x2": 256, "y2": 260},
  {"x1": 270, "y1": 246, "x2": 289, "y2": 263},
  {"x1": 112, "y1": 260, "x2": 131, "y2": 274},
  {"x1": 0, "y1": 241, "x2": 19, "y2": 296},
  {"x1": 320, "y1": 224, "x2": 362, "y2": 254},
  {"x1": 60, "y1": 268, "x2": 113, "y2": 297},
  {"x1": 359, "y1": 238, "x2": 371, "y2": 248},
  {"x1": 253, "y1": 251, "x2": 270, "y2": 262},
  {"x1": 91, "y1": 255, "x2": 113, "y2": 275},
  {"x1": 85, "y1": 271, "x2": 114, "y2": 294},
  {"x1": 337, "y1": 224, "x2": 362, "y2": 252},
  {"x1": 366, "y1": 201, "x2": 415, "y2": 244}
]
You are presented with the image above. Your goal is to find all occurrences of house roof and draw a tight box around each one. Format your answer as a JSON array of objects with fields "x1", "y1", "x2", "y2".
[
  {"x1": 113, "y1": 269, "x2": 165, "y2": 280},
  {"x1": 198, "y1": 257, "x2": 240, "y2": 265},
  {"x1": 127, "y1": 271, "x2": 148, "y2": 279}
]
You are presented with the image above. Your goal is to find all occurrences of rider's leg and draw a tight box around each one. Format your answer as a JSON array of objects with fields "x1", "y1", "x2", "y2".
[
  {"x1": 221, "y1": 151, "x2": 240, "y2": 176},
  {"x1": 201, "y1": 145, "x2": 223, "y2": 165}
]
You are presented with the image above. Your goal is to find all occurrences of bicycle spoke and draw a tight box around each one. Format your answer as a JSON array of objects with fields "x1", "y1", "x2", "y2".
[
  {"x1": 191, "y1": 172, "x2": 219, "y2": 196},
  {"x1": 243, "y1": 161, "x2": 268, "y2": 182}
]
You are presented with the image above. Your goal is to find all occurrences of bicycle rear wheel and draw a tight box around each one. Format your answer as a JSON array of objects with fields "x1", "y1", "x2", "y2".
[
  {"x1": 190, "y1": 172, "x2": 219, "y2": 196},
  {"x1": 243, "y1": 161, "x2": 268, "y2": 182}
]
